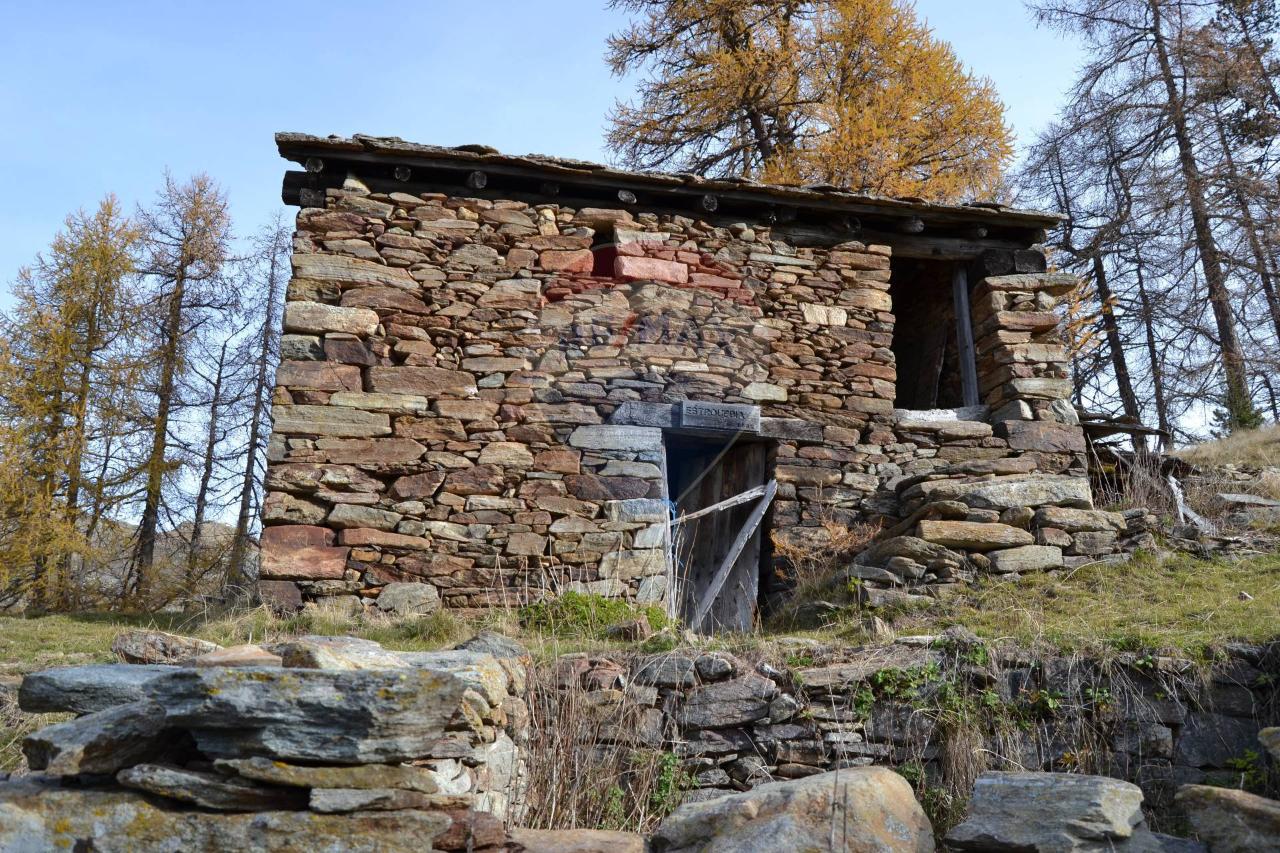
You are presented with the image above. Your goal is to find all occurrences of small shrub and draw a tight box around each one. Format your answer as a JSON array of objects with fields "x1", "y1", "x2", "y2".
[{"x1": 518, "y1": 592, "x2": 667, "y2": 641}]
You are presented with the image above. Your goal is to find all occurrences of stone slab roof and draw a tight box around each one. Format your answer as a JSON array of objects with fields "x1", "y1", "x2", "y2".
[{"x1": 276, "y1": 132, "x2": 1062, "y2": 233}]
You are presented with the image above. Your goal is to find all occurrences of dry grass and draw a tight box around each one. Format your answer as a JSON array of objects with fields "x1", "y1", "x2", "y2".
[
  {"x1": 519, "y1": 662, "x2": 685, "y2": 834},
  {"x1": 886, "y1": 551, "x2": 1280, "y2": 659},
  {"x1": 770, "y1": 517, "x2": 881, "y2": 626},
  {"x1": 1177, "y1": 423, "x2": 1280, "y2": 470},
  {"x1": 0, "y1": 593, "x2": 676, "y2": 773}
]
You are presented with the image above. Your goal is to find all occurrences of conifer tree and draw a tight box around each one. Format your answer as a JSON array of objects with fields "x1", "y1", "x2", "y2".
[
  {"x1": 128, "y1": 175, "x2": 231, "y2": 604},
  {"x1": 0, "y1": 197, "x2": 142, "y2": 608},
  {"x1": 607, "y1": 0, "x2": 1013, "y2": 201}
]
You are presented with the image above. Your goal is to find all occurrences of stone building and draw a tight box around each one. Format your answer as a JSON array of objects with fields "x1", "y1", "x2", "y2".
[{"x1": 261, "y1": 132, "x2": 1108, "y2": 631}]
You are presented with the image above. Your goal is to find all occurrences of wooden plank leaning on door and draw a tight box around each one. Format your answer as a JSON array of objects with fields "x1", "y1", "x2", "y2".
[{"x1": 689, "y1": 479, "x2": 778, "y2": 632}]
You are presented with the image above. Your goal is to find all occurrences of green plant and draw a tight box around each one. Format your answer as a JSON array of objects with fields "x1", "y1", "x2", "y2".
[
  {"x1": 648, "y1": 750, "x2": 691, "y2": 815},
  {"x1": 1083, "y1": 686, "x2": 1113, "y2": 712},
  {"x1": 895, "y1": 760, "x2": 925, "y2": 785},
  {"x1": 785, "y1": 650, "x2": 816, "y2": 669},
  {"x1": 601, "y1": 784, "x2": 627, "y2": 829},
  {"x1": 1224, "y1": 750, "x2": 1270, "y2": 794},
  {"x1": 1023, "y1": 689, "x2": 1065, "y2": 718},
  {"x1": 641, "y1": 633, "x2": 679, "y2": 654},
  {"x1": 518, "y1": 592, "x2": 665, "y2": 640}
]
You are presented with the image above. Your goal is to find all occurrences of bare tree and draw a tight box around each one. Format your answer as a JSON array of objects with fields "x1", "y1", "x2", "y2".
[{"x1": 128, "y1": 174, "x2": 231, "y2": 604}]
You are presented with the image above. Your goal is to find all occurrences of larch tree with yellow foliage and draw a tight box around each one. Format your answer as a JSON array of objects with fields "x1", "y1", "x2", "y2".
[
  {"x1": 0, "y1": 197, "x2": 144, "y2": 609},
  {"x1": 607, "y1": 0, "x2": 1013, "y2": 202}
]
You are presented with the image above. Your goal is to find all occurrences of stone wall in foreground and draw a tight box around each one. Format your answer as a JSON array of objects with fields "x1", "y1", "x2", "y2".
[{"x1": 549, "y1": 633, "x2": 1280, "y2": 822}]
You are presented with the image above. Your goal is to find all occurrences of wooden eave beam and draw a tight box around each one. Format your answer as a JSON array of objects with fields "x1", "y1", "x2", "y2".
[{"x1": 281, "y1": 152, "x2": 1049, "y2": 255}]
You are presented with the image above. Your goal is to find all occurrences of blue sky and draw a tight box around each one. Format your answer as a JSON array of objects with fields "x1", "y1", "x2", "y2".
[{"x1": 0, "y1": 0, "x2": 1082, "y2": 299}]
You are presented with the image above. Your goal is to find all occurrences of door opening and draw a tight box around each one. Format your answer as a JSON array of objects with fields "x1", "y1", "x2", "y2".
[{"x1": 665, "y1": 434, "x2": 775, "y2": 633}]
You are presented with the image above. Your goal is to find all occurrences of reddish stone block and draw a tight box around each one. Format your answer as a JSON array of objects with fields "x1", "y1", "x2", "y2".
[
  {"x1": 260, "y1": 525, "x2": 348, "y2": 580},
  {"x1": 338, "y1": 529, "x2": 430, "y2": 550},
  {"x1": 340, "y1": 285, "x2": 429, "y2": 314},
  {"x1": 323, "y1": 338, "x2": 376, "y2": 366},
  {"x1": 316, "y1": 437, "x2": 426, "y2": 465},
  {"x1": 391, "y1": 470, "x2": 447, "y2": 499},
  {"x1": 614, "y1": 255, "x2": 689, "y2": 284},
  {"x1": 274, "y1": 361, "x2": 362, "y2": 392},
  {"x1": 539, "y1": 249, "x2": 594, "y2": 273},
  {"x1": 258, "y1": 580, "x2": 303, "y2": 612},
  {"x1": 532, "y1": 449, "x2": 581, "y2": 474},
  {"x1": 565, "y1": 474, "x2": 651, "y2": 500},
  {"x1": 689, "y1": 273, "x2": 740, "y2": 290},
  {"x1": 442, "y1": 464, "x2": 506, "y2": 496}
]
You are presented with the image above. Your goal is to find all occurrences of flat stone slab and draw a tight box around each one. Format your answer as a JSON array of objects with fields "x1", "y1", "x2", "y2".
[
  {"x1": 309, "y1": 787, "x2": 434, "y2": 813},
  {"x1": 988, "y1": 545, "x2": 1063, "y2": 574},
  {"x1": 0, "y1": 776, "x2": 450, "y2": 852},
  {"x1": 679, "y1": 674, "x2": 778, "y2": 729},
  {"x1": 908, "y1": 475, "x2": 1094, "y2": 511},
  {"x1": 947, "y1": 772, "x2": 1144, "y2": 852},
  {"x1": 1218, "y1": 493, "x2": 1280, "y2": 508},
  {"x1": 216, "y1": 756, "x2": 438, "y2": 793},
  {"x1": 917, "y1": 520, "x2": 1034, "y2": 551},
  {"x1": 24, "y1": 700, "x2": 166, "y2": 777},
  {"x1": 148, "y1": 665, "x2": 469, "y2": 764},
  {"x1": 117, "y1": 763, "x2": 307, "y2": 811},
  {"x1": 19, "y1": 664, "x2": 178, "y2": 714}
]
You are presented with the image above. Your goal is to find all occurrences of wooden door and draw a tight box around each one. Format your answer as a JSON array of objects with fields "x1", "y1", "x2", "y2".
[{"x1": 668, "y1": 439, "x2": 770, "y2": 632}]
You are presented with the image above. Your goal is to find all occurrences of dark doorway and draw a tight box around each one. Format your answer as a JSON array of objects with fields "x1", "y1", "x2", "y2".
[
  {"x1": 665, "y1": 434, "x2": 774, "y2": 633},
  {"x1": 890, "y1": 259, "x2": 968, "y2": 410}
]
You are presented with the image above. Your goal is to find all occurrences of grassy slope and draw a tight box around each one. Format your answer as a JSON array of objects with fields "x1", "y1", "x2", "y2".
[
  {"x1": 1, "y1": 551, "x2": 1278, "y2": 770},
  {"x1": 886, "y1": 551, "x2": 1280, "y2": 658},
  {"x1": 1177, "y1": 423, "x2": 1280, "y2": 470}
]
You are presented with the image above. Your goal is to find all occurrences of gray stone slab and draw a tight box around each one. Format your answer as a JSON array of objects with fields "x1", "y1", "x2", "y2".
[
  {"x1": 23, "y1": 700, "x2": 166, "y2": 776},
  {"x1": 19, "y1": 664, "x2": 179, "y2": 714}
]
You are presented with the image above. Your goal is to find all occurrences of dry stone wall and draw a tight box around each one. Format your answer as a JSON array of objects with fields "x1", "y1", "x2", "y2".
[
  {"x1": 5, "y1": 635, "x2": 531, "y2": 851},
  {"x1": 551, "y1": 633, "x2": 1280, "y2": 822},
  {"x1": 262, "y1": 177, "x2": 1091, "y2": 613}
]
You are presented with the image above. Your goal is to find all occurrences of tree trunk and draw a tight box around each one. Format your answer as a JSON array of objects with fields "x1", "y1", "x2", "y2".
[
  {"x1": 1214, "y1": 110, "x2": 1280, "y2": 346},
  {"x1": 1091, "y1": 253, "x2": 1145, "y2": 449},
  {"x1": 1134, "y1": 259, "x2": 1173, "y2": 450},
  {"x1": 131, "y1": 271, "x2": 185, "y2": 602},
  {"x1": 227, "y1": 228, "x2": 285, "y2": 593},
  {"x1": 1148, "y1": 0, "x2": 1254, "y2": 427},
  {"x1": 188, "y1": 340, "x2": 230, "y2": 586}
]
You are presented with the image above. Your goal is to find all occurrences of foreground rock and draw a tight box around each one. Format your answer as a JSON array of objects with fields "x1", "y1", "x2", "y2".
[
  {"x1": 1175, "y1": 785, "x2": 1280, "y2": 853},
  {"x1": 947, "y1": 772, "x2": 1201, "y2": 852},
  {"x1": 18, "y1": 663, "x2": 176, "y2": 714},
  {"x1": 140, "y1": 665, "x2": 469, "y2": 763},
  {"x1": 509, "y1": 828, "x2": 646, "y2": 852},
  {"x1": 23, "y1": 700, "x2": 166, "y2": 776},
  {"x1": 650, "y1": 767, "x2": 934, "y2": 852},
  {"x1": 10, "y1": 633, "x2": 528, "y2": 849},
  {"x1": 0, "y1": 777, "x2": 454, "y2": 853}
]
